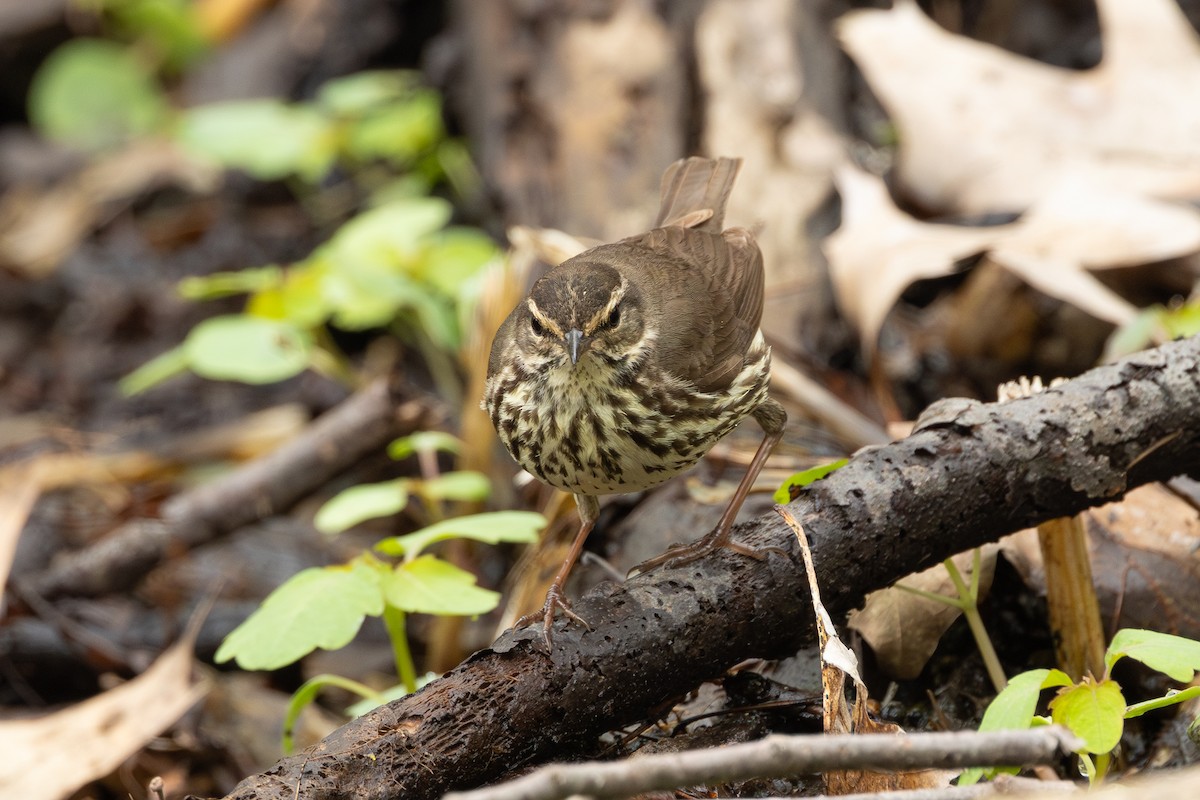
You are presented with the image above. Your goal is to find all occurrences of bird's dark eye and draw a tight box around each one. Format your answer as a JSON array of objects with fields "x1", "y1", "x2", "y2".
[
  {"x1": 530, "y1": 316, "x2": 545, "y2": 336},
  {"x1": 600, "y1": 305, "x2": 620, "y2": 330}
]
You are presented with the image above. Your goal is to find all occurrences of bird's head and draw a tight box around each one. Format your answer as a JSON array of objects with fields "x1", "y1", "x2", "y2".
[{"x1": 514, "y1": 260, "x2": 647, "y2": 371}]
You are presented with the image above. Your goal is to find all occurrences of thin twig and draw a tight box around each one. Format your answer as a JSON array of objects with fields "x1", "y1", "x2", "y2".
[
  {"x1": 25, "y1": 379, "x2": 430, "y2": 599},
  {"x1": 443, "y1": 728, "x2": 1082, "y2": 800}
]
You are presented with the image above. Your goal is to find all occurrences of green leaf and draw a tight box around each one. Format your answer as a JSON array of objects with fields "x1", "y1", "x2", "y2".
[
  {"x1": 1102, "y1": 307, "x2": 1163, "y2": 362},
  {"x1": 367, "y1": 174, "x2": 436, "y2": 205},
  {"x1": 119, "y1": 345, "x2": 190, "y2": 395},
  {"x1": 320, "y1": 265, "x2": 420, "y2": 331},
  {"x1": 773, "y1": 459, "x2": 849, "y2": 504},
  {"x1": 318, "y1": 70, "x2": 415, "y2": 117},
  {"x1": 315, "y1": 480, "x2": 410, "y2": 534},
  {"x1": 109, "y1": 0, "x2": 209, "y2": 72},
  {"x1": 183, "y1": 314, "x2": 311, "y2": 383},
  {"x1": 214, "y1": 561, "x2": 385, "y2": 670},
  {"x1": 246, "y1": 266, "x2": 331, "y2": 328},
  {"x1": 384, "y1": 555, "x2": 499, "y2": 615},
  {"x1": 417, "y1": 228, "x2": 500, "y2": 296},
  {"x1": 958, "y1": 668, "x2": 1073, "y2": 787},
  {"x1": 29, "y1": 39, "x2": 169, "y2": 150},
  {"x1": 1105, "y1": 628, "x2": 1200, "y2": 682},
  {"x1": 178, "y1": 266, "x2": 283, "y2": 300},
  {"x1": 327, "y1": 197, "x2": 452, "y2": 266},
  {"x1": 387, "y1": 431, "x2": 463, "y2": 460},
  {"x1": 436, "y1": 138, "x2": 483, "y2": 202},
  {"x1": 375, "y1": 511, "x2": 545, "y2": 559},
  {"x1": 346, "y1": 90, "x2": 444, "y2": 165},
  {"x1": 417, "y1": 471, "x2": 491, "y2": 503},
  {"x1": 1050, "y1": 677, "x2": 1126, "y2": 754},
  {"x1": 1125, "y1": 685, "x2": 1200, "y2": 719},
  {"x1": 314, "y1": 199, "x2": 461, "y2": 334},
  {"x1": 955, "y1": 769, "x2": 986, "y2": 787},
  {"x1": 1160, "y1": 301, "x2": 1200, "y2": 339},
  {"x1": 400, "y1": 290, "x2": 460, "y2": 349},
  {"x1": 177, "y1": 99, "x2": 335, "y2": 181},
  {"x1": 977, "y1": 669, "x2": 1061, "y2": 734}
]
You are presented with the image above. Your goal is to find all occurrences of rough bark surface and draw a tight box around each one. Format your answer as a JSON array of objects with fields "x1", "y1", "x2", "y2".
[{"x1": 219, "y1": 335, "x2": 1200, "y2": 800}]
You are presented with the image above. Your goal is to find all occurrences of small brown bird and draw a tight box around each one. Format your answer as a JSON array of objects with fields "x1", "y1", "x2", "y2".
[{"x1": 483, "y1": 157, "x2": 786, "y2": 644}]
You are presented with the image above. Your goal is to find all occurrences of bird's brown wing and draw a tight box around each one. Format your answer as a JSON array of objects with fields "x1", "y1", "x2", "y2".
[{"x1": 624, "y1": 225, "x2": 765, "y2": 393}]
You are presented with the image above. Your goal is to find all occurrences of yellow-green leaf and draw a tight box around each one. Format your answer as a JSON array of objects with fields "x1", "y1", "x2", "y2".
[
  {"x1": 183, "y1": 315, "x2": 311, "y2": 384},
  {"x1": 773, "y1": 459, "x2": 848, "y2": 504},
  {"x1": 375, "y1": 511, "x2": 544, "y2": 560},
  {"x1": 1105, "y1": 628, "x2": 1200, "y2": 683},
  {"x1": 29, "y1": 39, "x2": 169, "y2": 150},
  {"x1": 215, "y1": 561, "x2": 385, "y2": 670},
  {"x1": 959, "y1": 667, "x2": 1072, "y2": 787},
  {"x1": 418, "y1": 471, "x2": 491, "y2": 503},
  {"x1": 315, "y1": 480, "x2": 410, "y2": 534},
  {"x1": 1050, "y1": 677, "x2": 1125, "y2": 754},
  {"x1": 388, "y1": 431, "x2": 463, "y2": 460},
  {"x1": 177, "y1": 99, "x2": 334, "y2": 182},
  {"x1": 384, "y1": 555, "x2": 499, "y2": 615}
]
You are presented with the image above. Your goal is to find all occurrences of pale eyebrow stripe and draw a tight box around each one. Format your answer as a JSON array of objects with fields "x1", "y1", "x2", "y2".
[
  {"x1": 584, "y1": 276, "x2": 627, "y2": 333},
  {"x1": 527, "y1": 299, "x2": 565, "y2": 338}
]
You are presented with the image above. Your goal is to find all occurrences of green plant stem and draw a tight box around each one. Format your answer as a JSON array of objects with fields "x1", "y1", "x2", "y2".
[
  {"x1": 943, "y1": 556, "x2": 1008, "y2": 693},
  {"x1": 894, "y1": 551, "x2": 1007, "y2": 692},
  {"x1": 1078, "y1": 752, "x2": 1096, "y2": 783},
  {"x1": 383, "y1": 605, "x2": 418, "y2": 694},
  {"x1": 416, "y1": 449, "x2": 445, "y2": 522},
  {"x1": 407, "y1": 319, "x2": 462, "y2": 408},
  {"x1": 283, "y1": 673, "x2": 382, "y2": 754}
]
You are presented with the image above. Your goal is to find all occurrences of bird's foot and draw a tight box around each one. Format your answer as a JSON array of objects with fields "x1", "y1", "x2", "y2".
[
  {"x1": 515, "y1": 582, "x2": 590, "y2": 651},
  {"x1": 630, "y1": 530, "x2": 787, "y2": 576}
]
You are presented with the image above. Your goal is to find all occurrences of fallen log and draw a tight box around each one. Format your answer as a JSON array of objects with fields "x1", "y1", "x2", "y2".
[{"x1": 218, "y1": 335, "x2": 1200, "y2": 800}]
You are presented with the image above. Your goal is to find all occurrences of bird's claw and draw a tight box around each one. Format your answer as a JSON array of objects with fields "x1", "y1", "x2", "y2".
[{"x1": 516, "y1": 583, "x2": 590, "y2": 651}]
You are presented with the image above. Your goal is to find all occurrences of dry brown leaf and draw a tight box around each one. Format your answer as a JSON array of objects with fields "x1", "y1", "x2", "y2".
[
  {"x1": 0, "y1": 633, "x2": 207, "y2": 800},
  {"x1": 0, "y1": 468, "x2": 41, "y2": 610},
  {"x1": 990, "y1": 177, "x2": 1200, "y2": 325},
  {"x1": 824, "y1": 166, "x2": 1200, "y2": 351},
  {"x1": 838, "y1": 0, "x2": 1200, "y2": 215},
  {"x1": 505, "y1": 225, "x2": 591, "y2": 266},
  {"x1": 849, "y1": 546, "x2": 998, "y2": 681},
  {"x1": 823, "y1": 165, "x2": 994, "y2": 352}
]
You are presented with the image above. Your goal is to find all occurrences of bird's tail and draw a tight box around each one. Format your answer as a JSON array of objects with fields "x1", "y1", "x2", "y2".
[{"x1": 654, "y1": 156, "x2": 742, "y2": 232}]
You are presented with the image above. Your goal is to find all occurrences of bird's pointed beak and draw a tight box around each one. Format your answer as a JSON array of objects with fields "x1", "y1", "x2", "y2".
[{"x1": 565, "y1": 328, "x2": 585, "y2": 365}]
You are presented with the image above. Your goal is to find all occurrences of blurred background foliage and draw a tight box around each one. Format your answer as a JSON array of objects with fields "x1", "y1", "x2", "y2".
[{"x1": 26, "y1": 0, "x2": 497, "y2": 403}]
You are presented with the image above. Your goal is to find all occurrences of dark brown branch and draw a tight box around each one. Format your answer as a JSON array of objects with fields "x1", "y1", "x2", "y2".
[
  {"x1": 26, "y1": 379, "x2": 430, "y2": 599},
  {"x1": 220, "y1": 335, "x2": 1200, "y2": 800},
  {"x1": 444, "y1": 728, "x2": 1082, "y2": 800}
]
